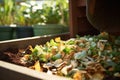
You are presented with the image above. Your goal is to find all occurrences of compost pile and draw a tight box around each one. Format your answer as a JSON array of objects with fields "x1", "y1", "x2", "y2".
[{"x1": 3, "y1": 32, "x2": 120, "y2": 80}]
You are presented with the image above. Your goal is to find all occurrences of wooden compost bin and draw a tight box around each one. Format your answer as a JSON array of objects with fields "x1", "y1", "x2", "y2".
[
  {"x1": 0, "y1": 0, "x2": 120, "y2": 80},
  {"x1": 0, "y1": 33, "x2": 70, "y2": 80}
]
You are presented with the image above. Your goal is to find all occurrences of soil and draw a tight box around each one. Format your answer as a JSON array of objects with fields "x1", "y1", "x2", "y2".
[{"x1": 0, "y1": 48, "x2": 25, "y2": 66}]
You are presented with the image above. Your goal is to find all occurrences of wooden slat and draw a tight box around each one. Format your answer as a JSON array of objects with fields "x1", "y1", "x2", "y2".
[
  {"x1": 0, "y1": 61, "x2": 72, "y2": 80},
  {"x1": 0, "y1": 33, "x2": 70, "y2": 51}
]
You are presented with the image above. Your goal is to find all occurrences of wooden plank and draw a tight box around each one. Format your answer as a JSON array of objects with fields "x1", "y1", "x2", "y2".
[
  {"x1": 69, "y1": 0, "x2": 79, "y2": 37},
  {"x1": 0, "y1": 61, "x2": 72, "y2": 80},
  {"x1": 0, "y1": 33, "x2": 70, "y2": 51}
]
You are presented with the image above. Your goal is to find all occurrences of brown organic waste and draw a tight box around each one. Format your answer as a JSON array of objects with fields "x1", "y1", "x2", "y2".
[{"x1": 1, "y1": 32, "x2": 120, "y2": 80}]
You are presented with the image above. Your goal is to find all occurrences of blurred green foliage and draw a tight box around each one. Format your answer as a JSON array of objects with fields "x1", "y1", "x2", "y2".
[
  {"x1": 0, "y1": 0, "x2": 15, "y2": 25},
  {"x1": 0, "y1": 0, "x2": 69, "y2": 26},
  {"x1": 41, "y1": 0, "x2": 69, "y2": 26}
]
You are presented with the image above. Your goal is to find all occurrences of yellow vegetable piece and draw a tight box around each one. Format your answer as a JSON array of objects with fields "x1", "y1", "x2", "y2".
[
  {"x1": 73, "y1": 71, "x2": 82, "y2": 80},
  {"x1": 55, "y1": 37, "x2": 61, "y2": 42},
  {"x1": 28, "y1": 45, "x2": 34, "y2": 52},
  {"x1": 34, "y1": 61, "x2": 42, "y2": 72}
]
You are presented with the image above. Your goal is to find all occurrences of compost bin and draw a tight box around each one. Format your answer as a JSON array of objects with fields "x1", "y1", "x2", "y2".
[{"x1": 0, "y1": 0, "x2": 120, "y2": 80}]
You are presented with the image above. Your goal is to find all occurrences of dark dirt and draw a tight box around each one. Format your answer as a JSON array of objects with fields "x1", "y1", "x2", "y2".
[{"x1": 0, "y1": 48, "x2": 24, "y2": 66}]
